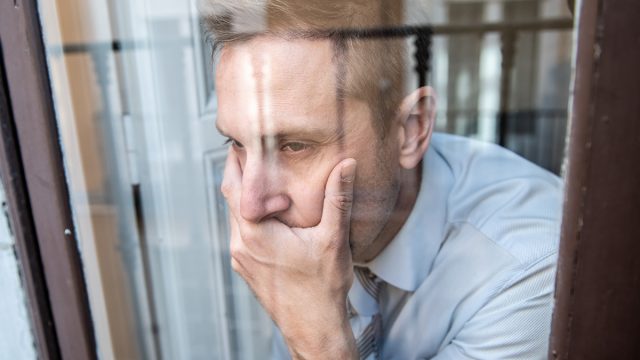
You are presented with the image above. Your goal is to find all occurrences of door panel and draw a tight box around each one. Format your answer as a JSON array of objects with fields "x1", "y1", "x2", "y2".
[{"x1": 114, "y1": 0, "x2": 273, "y2": 358}]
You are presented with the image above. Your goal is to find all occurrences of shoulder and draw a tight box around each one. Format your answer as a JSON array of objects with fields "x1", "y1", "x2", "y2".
[
  {"x1": 420, "y1": 134, "x2": 562, "y2": 357},
  {"x1": 430, "y1": 133, "x2": 563, "y2": 266}
]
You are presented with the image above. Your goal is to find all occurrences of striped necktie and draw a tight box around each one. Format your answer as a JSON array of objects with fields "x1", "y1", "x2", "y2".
[{"x1": 354, "y1": 267, "x2": 384, "y2": 359}]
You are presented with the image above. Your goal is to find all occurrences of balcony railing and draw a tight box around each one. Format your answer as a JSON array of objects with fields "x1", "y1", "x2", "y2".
[{"x1": 51, "y1": 17, "x2": 573, "y2": 175}]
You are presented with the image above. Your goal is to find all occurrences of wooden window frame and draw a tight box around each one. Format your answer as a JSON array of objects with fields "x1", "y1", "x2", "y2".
[
  {"x1": 549, "y1": 0, "x2": 640, "y2": 358},
  {"x1": 0, "y1": 0, "x2": 96, "y2": 359}
]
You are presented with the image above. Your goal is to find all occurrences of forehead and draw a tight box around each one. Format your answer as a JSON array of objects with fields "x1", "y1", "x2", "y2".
[
  {"x1": 216, "y1": 36, "x2": 337, "y2": 91},
  {"x1": 215, "y1": 37, "x2": 341, "y2": 136}
]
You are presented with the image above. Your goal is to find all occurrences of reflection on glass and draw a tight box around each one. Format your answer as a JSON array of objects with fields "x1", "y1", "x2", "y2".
[{"x1": 36, "y1": 0, "x2": 573, "y2": 359}]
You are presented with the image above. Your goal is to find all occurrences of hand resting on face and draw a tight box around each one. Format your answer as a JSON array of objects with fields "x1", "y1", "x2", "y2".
[{"x1": 221, "y1": 149, "x2": 359, "y2": 360}]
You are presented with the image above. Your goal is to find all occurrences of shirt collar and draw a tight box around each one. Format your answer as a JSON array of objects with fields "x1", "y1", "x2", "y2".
[{"x1": 361, "y1": 143, "x2": 453, "y2": 292}]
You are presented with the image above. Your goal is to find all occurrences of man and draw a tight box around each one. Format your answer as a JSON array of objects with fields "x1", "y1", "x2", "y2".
[{"x1": 202, "y1": 0, "x2": 563, "y2": 358}]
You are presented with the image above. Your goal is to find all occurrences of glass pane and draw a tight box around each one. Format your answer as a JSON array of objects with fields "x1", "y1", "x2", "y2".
[
  {"x1": 37, "y1": 0, "x2": 574, "y2": 358},
  {"x1": 0, "y1": 184, "x2": 37, "y2": 360},
  {"x1": 38, "y1": 0, "x2": 271, "y2": 358}
]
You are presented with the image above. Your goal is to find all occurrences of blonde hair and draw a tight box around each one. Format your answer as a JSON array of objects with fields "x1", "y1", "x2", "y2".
[{"x1": 200, "y1": 0, "x2": 408, "y2": 135}]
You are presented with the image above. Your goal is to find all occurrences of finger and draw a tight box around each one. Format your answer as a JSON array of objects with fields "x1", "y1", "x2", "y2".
[
  {"x1": 229, "y1": 210, "x2": 242, "y2": 265},
  {"x1": 240, "y1": 217, "x2": 289, "y2": 256},
  {"x1": 221, "y1": 148, "x2": 242, "y2": 216},
  {"x1": 318, "y1": 158, "x2": 357, "y2": 234},
  {"x1": 229, "y1": 211, "x2": 254, "y2": 281}
]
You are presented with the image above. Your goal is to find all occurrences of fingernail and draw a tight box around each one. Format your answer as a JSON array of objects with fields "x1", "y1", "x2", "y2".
[{"x1": 341, "y1": 159, "x2": 356, "y2": 183}]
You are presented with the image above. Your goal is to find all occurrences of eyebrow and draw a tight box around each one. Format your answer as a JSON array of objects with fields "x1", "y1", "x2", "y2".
[{"x1": 216, "y1": 120, "x2": 345, "y2": 144}]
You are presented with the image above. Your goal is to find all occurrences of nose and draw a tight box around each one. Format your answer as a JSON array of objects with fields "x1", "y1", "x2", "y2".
[{"x1": 239, "y1": 157, "x2": 291, "y2": 223}]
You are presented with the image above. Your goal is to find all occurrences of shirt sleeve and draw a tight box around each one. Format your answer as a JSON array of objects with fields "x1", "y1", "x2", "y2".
[{"x1": 431, "y1": 252, "x2": 557, "y2": 360}]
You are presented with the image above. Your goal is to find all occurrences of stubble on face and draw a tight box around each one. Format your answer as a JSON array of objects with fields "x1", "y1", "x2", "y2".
[{"x1": 347, "y1": 134, "x2": 402, "y2": 263}]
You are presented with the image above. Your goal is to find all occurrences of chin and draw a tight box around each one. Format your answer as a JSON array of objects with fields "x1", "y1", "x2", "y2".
[
  {"x1": 348, "y1": 216, "x2": 389, "y2": 264},
  {"x1": 349, "y1": 178, "x2": 401, "y2": 263}
]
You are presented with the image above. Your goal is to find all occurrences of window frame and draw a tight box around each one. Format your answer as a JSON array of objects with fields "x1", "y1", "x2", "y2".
[{"x1": 0, "y1": 0, "x2": 96, "y2": 359}]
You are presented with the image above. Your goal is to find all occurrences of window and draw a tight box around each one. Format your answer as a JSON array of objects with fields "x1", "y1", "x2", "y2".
[{"x1": 3, "y1": 0, "x2": 638, "y2": 359}]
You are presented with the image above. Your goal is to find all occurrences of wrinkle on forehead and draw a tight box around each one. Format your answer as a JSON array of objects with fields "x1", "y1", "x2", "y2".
[
  {"x1": 217, "y1": 36, "x2": 342, "y2": 140},
  {"x1": 222, "y1": 37, "x2": 337, "y2": 101}
]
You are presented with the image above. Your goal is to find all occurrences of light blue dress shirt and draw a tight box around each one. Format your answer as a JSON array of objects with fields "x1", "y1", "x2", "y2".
[{"x1": 272, "y1": 133, "x2": 563, "y2": 359}]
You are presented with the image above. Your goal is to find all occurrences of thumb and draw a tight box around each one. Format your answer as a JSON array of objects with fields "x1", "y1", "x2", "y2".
[{"x1": 319, "y1": 158, "x2": 357, "y2": 232}]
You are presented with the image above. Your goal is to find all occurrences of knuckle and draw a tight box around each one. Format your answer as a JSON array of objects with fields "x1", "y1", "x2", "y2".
[
  {"x1": 230, "y1": 258, "x2": 242, "y2": 274},
  {"x1": 322, "y1": 237, "x2": 341, "y2": 253},
  {"x1": 229, "y1": 244, "x2": 247, "y2": 277},
  {"x1": 330, "y1": 193, "x2": 353, "y2": 212},
  {"x1": 229, "y1": 246, "x2": 240, "y2": 259},
  {"x1": 229, "y1": 240, "x2": 244, "y2": 261},
  {"x1": 239, "y1": 225, "x2": 258, "y2": 242},
  {"x1": 325, "y1": 231, "x2": 347, "y2": 251},
  {"x1": 220, "y1": 182, "x2": 232, "y2": 199}
]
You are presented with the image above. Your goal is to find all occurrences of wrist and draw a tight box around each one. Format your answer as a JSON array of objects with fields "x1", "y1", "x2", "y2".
[{"x1": 284, "y1": 312, "x2": 357, "y2": 360}]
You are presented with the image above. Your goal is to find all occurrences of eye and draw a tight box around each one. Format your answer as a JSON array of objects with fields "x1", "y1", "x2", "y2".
[
  {"x1": 224, "y1": 137, "x2": 244, "y2": 149},
  {"x1": 281, "y1": 142, "x2": 309, "y2": 152}
]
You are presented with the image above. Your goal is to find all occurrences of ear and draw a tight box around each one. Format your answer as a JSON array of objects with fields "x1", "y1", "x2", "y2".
[{"x1": 395, "y1": 86, "x2": 436, "y2": 169}]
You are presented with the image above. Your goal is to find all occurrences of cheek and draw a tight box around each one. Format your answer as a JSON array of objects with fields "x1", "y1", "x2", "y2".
[
  {"x1": 285, "y1": 166, "x2": 332, "y2": 227},
  {"x1": 290, "y1": 185, "x2": 325, "y2": 226},
  {"x1": 351, "y1": 143, "x2": 400, "y2": 218}
]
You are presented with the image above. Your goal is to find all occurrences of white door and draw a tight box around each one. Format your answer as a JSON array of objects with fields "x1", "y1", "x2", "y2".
[{"x1": 112, "y1": 0, "x2": 272, "y2": 358}]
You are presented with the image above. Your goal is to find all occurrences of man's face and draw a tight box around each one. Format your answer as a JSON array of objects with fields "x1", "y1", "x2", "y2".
[{"x1": 215, "y1": 37, "x2": 402, "y2": 261}]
